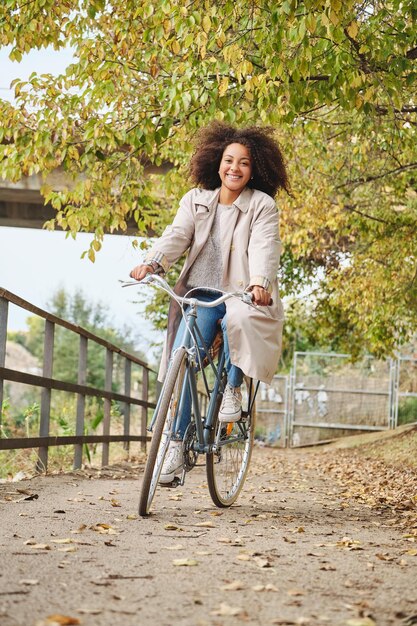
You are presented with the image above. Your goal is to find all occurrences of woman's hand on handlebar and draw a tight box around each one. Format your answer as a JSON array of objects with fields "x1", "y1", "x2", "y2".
[
  {"x1": 250, "y1": 285, "x2": 272, "y2": 306},
  {"x1": 129, "y1": 263, "x2": 155, "y2": 282}
]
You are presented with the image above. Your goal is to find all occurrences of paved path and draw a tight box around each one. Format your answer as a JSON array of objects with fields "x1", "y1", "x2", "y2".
[{"x1": 1, "y1": 446, "x2": 416, "y2": 626}]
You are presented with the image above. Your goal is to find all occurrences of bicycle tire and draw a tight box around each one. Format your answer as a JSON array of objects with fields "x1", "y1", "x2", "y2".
[
  {"x1": 138, "y1": 348, "x2": 188, "y2": 516},
  {"x1": 206, "y1": 379, "x2": 255, "y2": 507}
]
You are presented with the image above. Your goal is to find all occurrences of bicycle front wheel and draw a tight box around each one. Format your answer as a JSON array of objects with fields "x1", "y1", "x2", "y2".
[
  {"x1": 206, "y1": 380, "x2": 255, "y2": 507},
  {"x1": 139, "y1": 348, "x2": 188, "y2": 516}
]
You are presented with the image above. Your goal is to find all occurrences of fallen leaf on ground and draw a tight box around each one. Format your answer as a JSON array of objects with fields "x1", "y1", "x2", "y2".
[
  {"x1": 90, "y1": 524, "x2": 118, "y2": 535},
  {"x1": 253, "y1": 583, "x2": 279, "y2": 592},
  {"x1": 287, "y1": 588, "x2": 305, "y2": 596},
  {"x1": 220, "y1": 580, "x2": 245, "y2": 591},
  {"x1": 194, "y1": 521, "x2": 215, "y2": 528},
  {"x1": 254, "y1": 556, "x2": 272, "y2": 568},
  {"x1": 210, "y1": 602, "x2": 246, "y2": 617},
  {"x1": 35, "y1": 615, "x2": 81, "y2": 625},
  {"x1": 19, "y1": 579, "x2": 39, "y2": 585},
  {"x1": 345, "y1": 617, "x2": 376, "y2": 626},
  {"x1": 57, "y1": 546, "x2": 77, "y2": 553},
  {"x1": 172, "y1": 558, "x2": 198, "y2": 566},
  {"x1": 71, "y1": 525, "x2": 87, "y2": 534}
]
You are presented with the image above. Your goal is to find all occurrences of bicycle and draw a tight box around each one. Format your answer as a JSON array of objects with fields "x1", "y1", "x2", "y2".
[{"x1": 123, "y1": 274, "x2": 261, "y2": 516}]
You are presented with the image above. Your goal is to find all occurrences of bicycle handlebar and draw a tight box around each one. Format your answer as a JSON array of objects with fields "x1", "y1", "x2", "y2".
[{"x1": 122, "y1": 274, "x2": 272, "y2": 307}]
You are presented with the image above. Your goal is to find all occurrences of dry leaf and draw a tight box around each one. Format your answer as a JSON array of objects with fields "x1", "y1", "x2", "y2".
[
  {"x1": 172, "y1": 558, "x2": 198, "y2": 566},
  {"x1": 194, "y1": 521, "x2": 215, "y2": 528},
  {"x1": 90, "y1": 523, "x2": 118, "y2": 535},
  {"x1": 164, "y1": 524, "x2": 181, "y2": 531},
  {"x1": 57, "y1": 546, "x2": 77, "y2": 553},
  {"x1": 36, "y1": 615, "x2": 81, "y2": 625},
  {"x1": 220, "y1": 580, "x2": 245, "y2": 591},
  {"x1": 210, "y1": 602, "x2": 245, "y2": 617},
  {"x1": 254, "y1": 556, "x2": 271, "y2": 568},
  {"x1": 287, "y1": 588, "x2": 305, "y2": 596},
  {"x1": 405, "y1": 549, "x2": 417, "y2": 556},
  {"x1": 345, "y1": 617, "x2": 376, "y2": 626},
  {"x1": 253, "y1": 583, "x2": 279, "y2": 592},
  {"x1": 19, "y1": 579, "x2": 39, "y2": 585},
  {"x1": 163, "y1": 544, "x2": 184, "y2": 551},
  {"x1": 51, "y1": 538, "x2": 73, "y2": 544},
  {"x1": 71, "y1": 525, "x2": 87, "y2": 534}
]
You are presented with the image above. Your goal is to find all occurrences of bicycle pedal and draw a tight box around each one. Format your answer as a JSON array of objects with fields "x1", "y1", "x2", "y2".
[{"x1": 159, "y1": 476, "x2": 182, "y2": 489}]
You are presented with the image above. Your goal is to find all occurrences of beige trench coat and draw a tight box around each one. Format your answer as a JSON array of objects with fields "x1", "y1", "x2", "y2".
[{"x1": 146, "y1": 187, "x2": 284, "y2": 384}]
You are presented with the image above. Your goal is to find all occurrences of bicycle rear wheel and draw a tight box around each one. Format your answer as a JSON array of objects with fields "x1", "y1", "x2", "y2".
[
  {"x1": 139, "y1": 348, "x2": 188, "y2": 516},
  {"x1": 206, "y1": 379, "x2": 255, "y2": 507}
]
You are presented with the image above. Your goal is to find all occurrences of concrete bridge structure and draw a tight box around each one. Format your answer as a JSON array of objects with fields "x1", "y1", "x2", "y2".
[{"x1": 0, "y1": 163, "x2": 171, "y2": 233}]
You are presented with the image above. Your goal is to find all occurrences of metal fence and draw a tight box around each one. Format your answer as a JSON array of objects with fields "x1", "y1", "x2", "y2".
[
  {"x1": 392, "y1": 355, "x2": 417, "y2": 429},
  {"x1": 0, "y1": 287, "x2": 156, "y2": 471},
  {"x1": 255, "y1": 375, "x2": 289, "y2": 447},
  {"x1": 288, "y1": 351, "x2": 394, "y2": 447},
  {"x1": 255, "y1": 351, "x2": 417, "y2": 448}
]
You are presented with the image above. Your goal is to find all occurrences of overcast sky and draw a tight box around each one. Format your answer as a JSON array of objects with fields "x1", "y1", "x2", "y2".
[{"x1": 0, "y1": 46, "x2": 162, "y2": 355}]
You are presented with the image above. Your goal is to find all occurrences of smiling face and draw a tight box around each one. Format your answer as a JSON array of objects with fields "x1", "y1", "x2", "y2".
[{"x1": 218, "y1": 143, "x2": 252, "y2": 203}]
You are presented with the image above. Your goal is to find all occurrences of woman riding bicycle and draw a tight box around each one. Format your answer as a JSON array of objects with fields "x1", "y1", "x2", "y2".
[{"x1": 130, "y1": 121, "x2": 289, "y2": 483}]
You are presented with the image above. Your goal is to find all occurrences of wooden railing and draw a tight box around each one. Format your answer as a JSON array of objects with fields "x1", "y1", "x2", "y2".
[{"x1": 0, "y1": 287, "x2": 156, "y2": 471}]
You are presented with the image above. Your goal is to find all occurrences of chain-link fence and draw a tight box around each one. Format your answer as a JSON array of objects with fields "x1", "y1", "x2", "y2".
[
  {"x1": 255, "y1": 375, "x2": 289, "y2": 447},
  {"x1": 287, "y1": 352, "x2": 393, "y2": 447},
  {"x1": 255, "y1": 351, "x2": 417, "y2": 448}
]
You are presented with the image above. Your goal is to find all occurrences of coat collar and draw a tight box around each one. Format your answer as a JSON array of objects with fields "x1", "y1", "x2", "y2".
[{"x1": 195, "y1": 187, "x2": 253, "y2": 213}]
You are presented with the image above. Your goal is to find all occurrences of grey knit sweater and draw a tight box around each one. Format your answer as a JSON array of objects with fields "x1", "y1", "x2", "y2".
[{"x1": 186, "y1": 203, "x2": 232, "y2": 290}]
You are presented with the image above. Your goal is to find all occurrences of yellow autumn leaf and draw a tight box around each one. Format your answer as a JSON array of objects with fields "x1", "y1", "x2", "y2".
[
  {"x1": 218, "y1": 77, "x2": 229, "y2": 97},
  {"x1": 172, "y1": 558, "x2": 198, "y2": 566},
  {"x1": 202, "y1": 15, "x2": 211, "y2": 33},
  {"x1": 346, "y1": 20, "x2": 359, "y2": 38}
]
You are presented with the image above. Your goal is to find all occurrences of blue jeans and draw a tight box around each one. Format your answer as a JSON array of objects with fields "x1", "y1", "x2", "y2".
[{"x1": 171, "y1": 291, "x2": 244, "y2": 438}]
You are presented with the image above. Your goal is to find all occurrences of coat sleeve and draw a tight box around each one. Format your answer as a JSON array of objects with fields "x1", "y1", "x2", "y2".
[
  {"x1": 145, "y1": 190, "x2": 196, "y2": 272},
  {"x1": 247, "y1": 199, "x2": 282, "y2": 291}
]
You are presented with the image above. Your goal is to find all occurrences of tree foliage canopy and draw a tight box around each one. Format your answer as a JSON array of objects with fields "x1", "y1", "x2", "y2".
[{"x1": 0, "y1": 0, "x2": 416, "y2": 357}]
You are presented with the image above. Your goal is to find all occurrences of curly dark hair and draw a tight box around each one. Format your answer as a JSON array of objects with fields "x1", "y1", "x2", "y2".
[{"x1": 189, "y1": 121, "x2": 290, "y2": 197}]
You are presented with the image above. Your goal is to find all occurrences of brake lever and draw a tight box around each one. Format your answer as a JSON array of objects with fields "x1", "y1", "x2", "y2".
[
  {"x1": 242, "y1": 291, "x2": 273, "y2": 306},
  {"x1": 120, "y1": 274, "x2": 155, "y2": 288}
]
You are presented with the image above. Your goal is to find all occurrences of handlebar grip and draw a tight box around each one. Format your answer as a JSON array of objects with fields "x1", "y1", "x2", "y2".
[{"x1": 243, "y1": 291, "x2": 273, "y2": 306}]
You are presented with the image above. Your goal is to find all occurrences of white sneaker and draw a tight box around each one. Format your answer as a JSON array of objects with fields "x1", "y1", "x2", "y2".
[
  {"x1": 159, "y1": 440, "x2": 183, "y2": 484},
  {"x1": 218, "y1": 385, "x2": 242, "y2": 423}
]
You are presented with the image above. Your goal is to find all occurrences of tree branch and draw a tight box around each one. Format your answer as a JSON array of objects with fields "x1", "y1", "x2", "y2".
[{"x1": 337, "y1": 162, "x2": 417, "y2": 188}]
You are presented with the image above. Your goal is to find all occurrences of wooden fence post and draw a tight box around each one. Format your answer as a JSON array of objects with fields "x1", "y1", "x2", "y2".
[
  {"x1": 0, "y1": 296, "x2": 9, "y2": 435},
  {"x1": 101, "y1": 348, "x2": 113, "y2": 467},
  {"x1": 36, "y1": 320, "x2": 54, "y2": 472},
  {"x1": 74, "y1": 335, "x2": 88, "y2": 469},
  {"x1": 123, "y1": 359, "x2": 131, "y2": 452}
]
